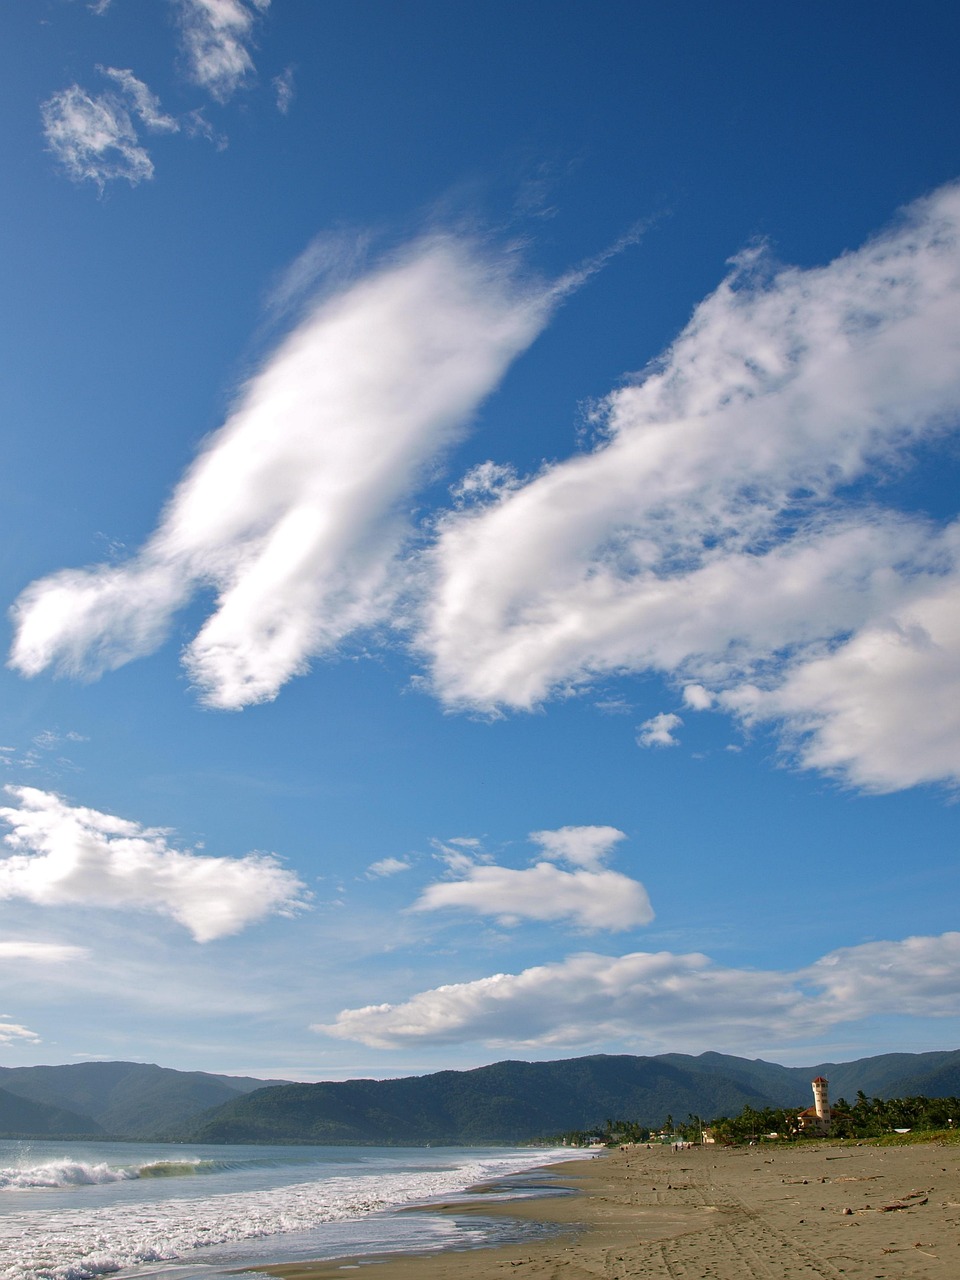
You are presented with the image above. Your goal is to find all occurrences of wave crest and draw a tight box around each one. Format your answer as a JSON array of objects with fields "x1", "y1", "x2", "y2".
[{"x1": 0, "y1": 1157, "x2": 211, "y2": 1189}]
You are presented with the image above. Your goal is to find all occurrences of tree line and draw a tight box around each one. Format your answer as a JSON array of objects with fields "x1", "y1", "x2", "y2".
[{"x1": 558, "y1": 1093, "x2": 960, "y2": 1146}]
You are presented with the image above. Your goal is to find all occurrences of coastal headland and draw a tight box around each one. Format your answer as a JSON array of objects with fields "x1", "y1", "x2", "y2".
[{"x1": 258, "y1": 1141, "x2": 960, "y2": 1279}]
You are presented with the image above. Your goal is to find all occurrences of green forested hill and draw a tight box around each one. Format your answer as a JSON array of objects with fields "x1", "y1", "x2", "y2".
[
  {"x1": 0, "y1": 1061, "x2": 279, "y2": 1139},
  {"x1": 186, "y1": 1054, "x2": 795, "y2": 1144},
  {"x1": 658, "y1": 1050, "x2": 960, "y2": 1108},
  {"x1": 0, "y1": 1085, "x2": 103, "y2": 1137},
  {"x1": 189, "y1": 1049, "x2": 960, "y2": 1145},
  {"x1": 2, "y1": 1050, "x2": 958, "y2": 1142},
  {"x1": 818, "y1": 1051, "x2": 960, "y2": 1100}
]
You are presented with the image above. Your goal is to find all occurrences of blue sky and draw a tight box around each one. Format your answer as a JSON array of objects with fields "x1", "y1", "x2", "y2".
[{"x1": 1, "y1": 0, "x2": 959, "y2": 1082}]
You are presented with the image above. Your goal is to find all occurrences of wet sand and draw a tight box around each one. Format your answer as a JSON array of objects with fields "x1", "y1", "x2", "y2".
[{"x1": 256, "y1": 1141, "x2": 960, "y2": 1279}]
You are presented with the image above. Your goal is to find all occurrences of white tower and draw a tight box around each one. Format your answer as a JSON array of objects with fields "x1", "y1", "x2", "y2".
[{"x1": 812, "y1": 1076, "x2": 829, "y2": 1129}]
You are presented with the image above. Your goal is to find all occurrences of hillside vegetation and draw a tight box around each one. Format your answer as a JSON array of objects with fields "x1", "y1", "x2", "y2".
[
  {"x1": 0, "y1": 1061, "x2": 278, "y2": 1140},
  {"x1": 186, "y1": 1050, "x2": 960, "y2": 1146},
  {"x1": 1, "y1": 1050, "x2": 958, "y2": 1144},
  {"x1": 0, "y1": 1085, "x2": 104, "y2": 1138}
]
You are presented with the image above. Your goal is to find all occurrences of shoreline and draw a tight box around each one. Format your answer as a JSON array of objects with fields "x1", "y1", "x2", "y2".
[{"x1": 254, "y1": 1141, "x2": 960, "y2": 1278}]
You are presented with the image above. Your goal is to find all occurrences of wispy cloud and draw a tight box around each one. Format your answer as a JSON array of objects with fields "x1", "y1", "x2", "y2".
[
  {"x1": 0, "y1": 787, "x2": 307, "y2": 942},
  {"x1": 273, "y1": 65, "x2": 295, "y2": 115},
  {"x1": 183, "y1": 107, "x2": 229, "y2": 151},
  {"x1": 0, "y1": 727, "x2": 90, "y2": 779},
  {"x1": 264, "y1": 229, "x2": 374, "y2": 325},
  {"x1": 14, "y1": 184, "x2": 960, "y2": 793},
  {"x1": 317, "y1": 931, "x2": 960, "y2": 1051},
  {"x1": 419, "y1": 182, "x2": 960, "y2": 791},
  {"x1": 41, "y1": 85, "x2": 153, "y2": 188},
  {"x1": 174, "y1": 0, "x2": 270, "y2": 102},
  {"x1": 365, "y1": 856, "x2": 411, "y2": 879},
  {"x1": 0, "y1": 1019, "x2": 41, "y2": 1046},
  {"x1": 411, "y1": 825, "x2": 651, "y2": 931},
  {"x1": 10, "y1": 237, "x2": 553, "y2": 708},
  {"x1": 99, "y1": 67, "x2": 179, "y2": 133},
  {"x1": 41, "y1": 68, "x2": 177, "y2": 189},
  {"x1": 0, "y1": 941, "x2": 88, "y2": 962}
]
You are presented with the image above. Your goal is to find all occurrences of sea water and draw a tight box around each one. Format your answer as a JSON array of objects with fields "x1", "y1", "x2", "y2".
[{"x1": 0, "y1": 1140, "x2": 580, "y2": 1280}]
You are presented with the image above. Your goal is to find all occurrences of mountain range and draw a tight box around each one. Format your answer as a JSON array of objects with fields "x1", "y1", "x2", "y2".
[
  {"x1": 0, "y1": 1050, "x2": 958, "y2": 1143},
  {"x1": 0, "y1": 1061, "x2": 281, "y2": 1139}
]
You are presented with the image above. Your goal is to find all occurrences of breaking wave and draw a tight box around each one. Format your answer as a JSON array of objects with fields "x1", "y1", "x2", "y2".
[{"x1": 0, "y1": 1157, "x2": 217, "y2": 1189}]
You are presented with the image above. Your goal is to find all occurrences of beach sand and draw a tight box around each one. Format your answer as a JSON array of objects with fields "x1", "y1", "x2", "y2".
[{"x1": 256, "y1": 1141, "x2": 960, "y2": 1279}]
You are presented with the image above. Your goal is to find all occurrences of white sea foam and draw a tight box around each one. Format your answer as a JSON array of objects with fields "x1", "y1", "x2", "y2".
[
  {"x1": 0, "y1": 1145, "x2": 576, "y2": 1280},
  {"x1": 0, "y1": 1159, "x2": 212, "y2": 1190}
]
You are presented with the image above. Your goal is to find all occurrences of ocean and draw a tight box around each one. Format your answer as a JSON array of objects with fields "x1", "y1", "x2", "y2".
[{"x1": 0, "y1": 1139, "x2": 580, "y2": 1280}]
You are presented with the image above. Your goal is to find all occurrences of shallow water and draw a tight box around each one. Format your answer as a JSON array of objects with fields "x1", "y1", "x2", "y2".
[{"x1": 0, "y1": 1139, "x2": 577, "y2": 1280}]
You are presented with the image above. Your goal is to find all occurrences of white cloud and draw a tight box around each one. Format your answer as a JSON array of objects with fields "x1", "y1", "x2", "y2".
[
  {"x1": 412, "y1": 862, "x2": 653, "y2": 931},
  {"x1": 99, "y1": 67, "x2": 179, "y2": 133},
  {"x1": 273, "y1": 65, "x2": 295, "y2": 115},
  {"x1": 14, "y1": 183, "x2": 960, "y2": 793},
  {"x1": 0, "y1": 1020, "x2": 41, "y2": 1046},
  {"x1": 0, "y1": 941, "x2": 89, "y2": 962},
  {"x1": 429, "y1": 838, "x2": 486, "y2": 876},
  {"x1": 183, "y1": 108, "x2": 229, "y2": 150},
  {"x1": 808, "y1": 933, "x2": 960, "y2": 1021},
  {"x1": 411, "y1": 826, "x2": 651, "y2": 931},
  {"x1": 528, "y1": 824, "x2": 625, "y2": 870},
  {"x1": 0, "y1": 787, "x2": 307, "y2": 942},
  {"x1": 264, "y1": 230, "x2": 374, "y2": 325},
  {"x1": 418, "y1": 182, "x2": 960, "y2": 791},
  {"x1": 451, "y1": 460, "x2": 520, "y2": 506},
  {"x1": 683, "y1": 683, "x2": 713, "y2": 711},
  {"x1": 723, "y1": 545, "x2": 960, "y2": 791},
  {"x1": 365, "y1": 857, "x2": 411, "y2": 879},
  {"x1": 41, "y1": 84, "x2": 154, "y2": 188},
  {"x1": 175, "y1": 0, "x2": 270, "y2": 102},
  {"x1": 317, "y1": 931, "x2": 960, "y2": 1050},
  {"x1": 637, "y1": 711, "x2": 682, "y2": 747},
  {"x1": 10, "y1": 237, "x2": 551, "y2": 708},
  {"x1": 594, "y1": 696, "x2": 633, "y2": 715},
  {"x1": 41, "y1": 69, "x2": 177, "y2": 189}
]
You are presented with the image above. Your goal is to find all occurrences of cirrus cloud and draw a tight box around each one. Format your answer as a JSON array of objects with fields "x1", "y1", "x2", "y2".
[
  {"x1": 0, "y1": 941, "x2": 89, "y2": 963},
  {"x1": 9, "y1": 237, "x2": 553, "y2": 708},
  {"x1": 0, "y1": 1019, "x2": 41, "y2": 1046},
  {"x1": 12, "y1": 184, "x2": 960, "y2": 794},
  {"x1": 175, "y1": 0, "x2": 270, "y2": 102},
  {"x1": 41, "y1": 68, "x2": 178, "y2": 189},
  {"x1": 365, "y1": 857, "x2": 412, "y2": 879},
  {"x1": 42, "y1": 86, "x2": 145, "y2": 188}
]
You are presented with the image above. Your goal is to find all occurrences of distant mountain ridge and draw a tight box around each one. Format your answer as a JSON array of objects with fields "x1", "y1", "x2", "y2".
[
  {"x1": 186, "y1": 1050, "x2": 960, "y2": 1145},
  {"x1": 1, "y1": 1050, "x2": 958, "y2": 1143},
  {"x1": 0, "y1": 1061, "x2": 283, "y2": 1140},
  {"x1": 0, "y1": 1085, "x2": 104, "y2": 1138}
]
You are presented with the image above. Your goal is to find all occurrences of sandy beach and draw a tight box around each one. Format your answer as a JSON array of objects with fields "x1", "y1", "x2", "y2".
[{"x1": 257, "y1": 1141, "x2": 960, "y2": 1280}]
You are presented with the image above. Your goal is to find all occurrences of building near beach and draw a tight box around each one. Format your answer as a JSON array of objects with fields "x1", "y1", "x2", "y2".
[{"x1": 797, "y1": 1076, "x2": 831, "y2": 1134}]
